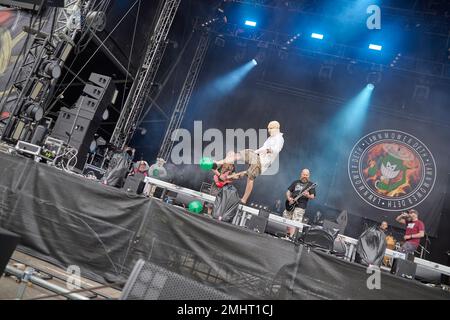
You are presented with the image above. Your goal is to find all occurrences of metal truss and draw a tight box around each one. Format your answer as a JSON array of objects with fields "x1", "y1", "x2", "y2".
[
  {"x1": 109, "y1": 0, "x2": 181, "y2": 150},
  {"x1": 157, "y1": 32, "x2": 210, "y2": 162},
  {"x1": 230, "y1": 0, "x2": 450, "y2": 35},
  {"x1": 209, "y1": 22, "x2": 450, "y2": 81},
  {"x1": 0, "y1": 0, "x2": 98, "y2": 141}
]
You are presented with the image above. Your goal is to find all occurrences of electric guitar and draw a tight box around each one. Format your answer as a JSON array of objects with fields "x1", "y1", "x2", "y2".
[
  {"x1": 285, "y1": 182, "x2": 318, "y2": 212},
  {"x1": 213, "y1": 171, "x2": 233, "y2": 188}
]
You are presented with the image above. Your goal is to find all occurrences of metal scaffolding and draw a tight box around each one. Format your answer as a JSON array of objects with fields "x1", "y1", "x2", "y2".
[
  {"x1": 109, "y1": 0, "x2": 181, "y2": 150},
  {"x1": 157, "y1": 32, "x2": 210, "y2": 162},
  {"x1": 0, "y1": 1, "x2": 98, "y2": 141}
]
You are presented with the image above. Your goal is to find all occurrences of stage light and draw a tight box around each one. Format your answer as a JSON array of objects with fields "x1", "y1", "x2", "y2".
[
  {"x1": 251, "y1": 59, "x2": 258, "y2": 66},
  {"x1": 311, "y1": 33, "x2": 324, "y2": 40},
  {"x1": 369, "y1": 44, "x2": 382, "y2": 51},
  {"x1": 245, "y1": 20, "x2": 257, "y2": 27},
  {"x1": 367, "y1": 83, "x2": 375, "y2": 90}
]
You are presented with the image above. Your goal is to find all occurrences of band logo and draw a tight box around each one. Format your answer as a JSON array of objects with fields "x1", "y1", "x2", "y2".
[{"x1": 348, "y1": 130, "x2": 436, "y2": 211}]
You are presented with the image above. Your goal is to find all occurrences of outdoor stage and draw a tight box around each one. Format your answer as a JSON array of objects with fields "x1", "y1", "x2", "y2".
[{"x1": 0, "y1": 151, "x2": 449, "y2": 300}]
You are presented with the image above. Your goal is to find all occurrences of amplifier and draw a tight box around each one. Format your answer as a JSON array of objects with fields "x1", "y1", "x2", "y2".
[
  {"x1": 123, "y1": 173, "x2": 146, "y2": 194},
  {"x1": 246, "y1": 215, "x2": 268, "y2": 233},
  {"x1": 391, "y1": 258, "x2": 417, "y2": 279}
]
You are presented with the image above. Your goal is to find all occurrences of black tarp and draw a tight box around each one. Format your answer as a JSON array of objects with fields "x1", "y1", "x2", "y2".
[{"x1": 0, "y1": 152, "x2": 449, "y2": 299}]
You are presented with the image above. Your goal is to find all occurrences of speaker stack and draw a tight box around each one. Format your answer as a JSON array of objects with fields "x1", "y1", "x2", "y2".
[{"x1": 51, "y1": 73, "x2": 116, "y2": 170}]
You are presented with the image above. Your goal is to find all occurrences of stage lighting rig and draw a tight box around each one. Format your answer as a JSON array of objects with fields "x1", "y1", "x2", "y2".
[{"x1": 85, "y1": 11, "x2": 106, "y2": 32}]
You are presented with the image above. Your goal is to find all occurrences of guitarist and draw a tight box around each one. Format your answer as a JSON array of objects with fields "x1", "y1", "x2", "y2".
[
  {"x1": 206, "y1": 163, "x2": 236, "y2": 216},
  {"x1": 284, "y1": 169, "x2": 316, "y2": 238}
]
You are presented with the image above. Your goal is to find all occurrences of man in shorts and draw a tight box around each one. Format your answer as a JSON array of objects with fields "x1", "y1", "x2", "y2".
[{"x1": 214, "y1": 121, "x2": 284, "y2": 204}]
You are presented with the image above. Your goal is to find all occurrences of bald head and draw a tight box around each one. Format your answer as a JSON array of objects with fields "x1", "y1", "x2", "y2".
[
  {"x1": 268, "y1": 121, "x2": 280, "y2": 136},
  {"x1": 300, "y1": 169, "x2": 310, "y2": 182}
]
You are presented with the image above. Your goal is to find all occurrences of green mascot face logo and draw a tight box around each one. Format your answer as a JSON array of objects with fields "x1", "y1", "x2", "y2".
[{"x1": 348, "y1": 130, "x2": 436, "y2": 211}]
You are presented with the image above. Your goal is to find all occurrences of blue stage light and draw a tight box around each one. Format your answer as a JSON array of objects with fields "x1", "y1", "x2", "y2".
[
  {"x1": 251, "y1": 59, "x2": 258, "y2": 66},
  {"x1": 367, "y1": 83, "x2": 375, "y2": 90},
  {"x1": 311, "y1": 33, "x2": 324, "y2": 40},
  {"x1": 369, "y1": 44, "x2": 382, "y2": 51},
  {"x1": 245, "y1": 20, "x2": 257, "y2": 27}
]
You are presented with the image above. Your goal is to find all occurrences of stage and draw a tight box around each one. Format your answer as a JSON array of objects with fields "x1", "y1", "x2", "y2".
[{"x1": 0, "y1": 151, "x2": 449, "y2": 300}]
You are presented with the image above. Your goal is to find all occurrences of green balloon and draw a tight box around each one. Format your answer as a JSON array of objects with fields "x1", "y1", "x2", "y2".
[
  {"x1": 188, "y1": 200, "x2": 203, "y2": 214},
  {"x1": 199, "y1": 157, "x2": 214, "y2": 171}
]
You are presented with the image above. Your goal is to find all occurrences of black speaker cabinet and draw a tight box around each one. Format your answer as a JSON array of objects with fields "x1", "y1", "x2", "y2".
[
  {"x1": 121, "y1": 260, "x2": 233, "y2": 300},
  {"x1": 246, "y1": 215, "x2": 268, "y2": 233},
  {"x1": 302, "y1": 227, "x2": 335, "y2": 251},
  {"x1": 0, "y1": 227, "x2": 20, "y2": 276},
  {"x1": 123, "y1": 173, "x2": 145, "y2": 194},
  {"x1": 391, "y1": 258, "x2": 417, "y2": 279}
]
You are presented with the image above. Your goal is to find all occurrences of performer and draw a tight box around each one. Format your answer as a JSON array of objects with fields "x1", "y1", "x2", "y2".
[
  {"x1": 214, "y1": 121, "x2": 284, "y2": 204},
  {"x1": 145, "y1": 158, "x2": 168, "y2": 197},
  {"x1": 395, "y1": 209, "x2": 425, "y2": 254},
  {"x1": 379, "y1": 221, "x2": 389, "y2": 234},
  {"x1": 207, "y1": 162, "x2": 236, "y2": 216},
  {"x1": 129, "y1": 160, "x2": 150, "y2": 177},
  {"x1": 283, "y1": 169, "x2": 316, "y2": 238},
  {"x1": 148, "y1": 158, "x2": 167, "y2": 179}
]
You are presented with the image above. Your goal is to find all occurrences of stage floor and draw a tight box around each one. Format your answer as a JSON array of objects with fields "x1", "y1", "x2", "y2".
[{"x1": 0, "y1": 251, "x2": 121, "y2": 300}]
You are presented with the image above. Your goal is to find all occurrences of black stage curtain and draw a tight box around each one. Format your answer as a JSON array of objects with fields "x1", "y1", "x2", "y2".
[{"x1": 0, "y1": 152, "x2": 449, "y2": 299}]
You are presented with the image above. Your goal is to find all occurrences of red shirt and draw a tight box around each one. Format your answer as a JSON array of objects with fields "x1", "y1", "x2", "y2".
[{"x1": 405, "y1": 219, "x2": 425, "y2": 246}]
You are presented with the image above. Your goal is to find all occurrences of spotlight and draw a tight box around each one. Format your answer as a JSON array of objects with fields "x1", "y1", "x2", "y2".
[
  {"x1": 311, "y1": 33, "x2": 324, "y2": 40},
  {"x1": 245, "y1": 20, "x2": 257, "y2": 27},
  {"x1": 367, "y1": 83, "x2": 375, "y2": 90},
  {"x1": 41, "y1": 60, "x2": 62, "y2": 79},
  {"x1": 369, "y1": 44, "x2": 382, "y2": 51},
  {"x1": 251, "y1": 59, "x2": 258, "y2": 66},
  {"x1": 24, "y1": 102, "x2": 44, "y2": 121}
]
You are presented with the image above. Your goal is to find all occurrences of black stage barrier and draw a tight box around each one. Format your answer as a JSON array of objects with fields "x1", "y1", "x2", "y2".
[{"x1": 0, "y1": 152, "x2": 449, "y2": 299}]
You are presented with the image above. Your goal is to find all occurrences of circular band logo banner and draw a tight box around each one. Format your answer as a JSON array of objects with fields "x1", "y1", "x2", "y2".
[{"x1": 348, "y1": 130, "x2": 436, "y2": 211}]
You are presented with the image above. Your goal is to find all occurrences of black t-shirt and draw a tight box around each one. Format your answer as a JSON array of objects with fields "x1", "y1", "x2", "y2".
[{"x1": 288, "y1": 180, "x2": 316, "y2": 209}]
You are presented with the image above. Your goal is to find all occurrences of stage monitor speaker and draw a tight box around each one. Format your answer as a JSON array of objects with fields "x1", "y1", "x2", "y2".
[
  {"x1": 391, "y1": 258, "x2": 417, "y2": 280},
  {"x1": 121, "y1": 260, "x2": 234, "y2": 300},
  {"x1": 123, "y1": 174, "x2": 145, "y2": 194},
  {"x1": 415, "y1": 264, "x2": 442, "y2": 284},
  {"x1": 258, "y1": 208, "x2": 271, "y2": 219},
  {"x1": 0, "y1": 227, "x2": 20, "y2": 276},
  {"x1": 265, "y1": 220, "x2": 288, "y2": 237},
  {"x1": 246, "y1": 215, "x2": 268, "y2": 233},
  {"x1": 301, "y1": 227, "x2": 336, "y2": 251}
]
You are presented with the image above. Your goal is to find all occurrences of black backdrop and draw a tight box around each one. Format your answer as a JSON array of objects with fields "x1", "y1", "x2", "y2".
[{"x1": 137, "y1": 40, "x2": 450, "y2": 238}]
